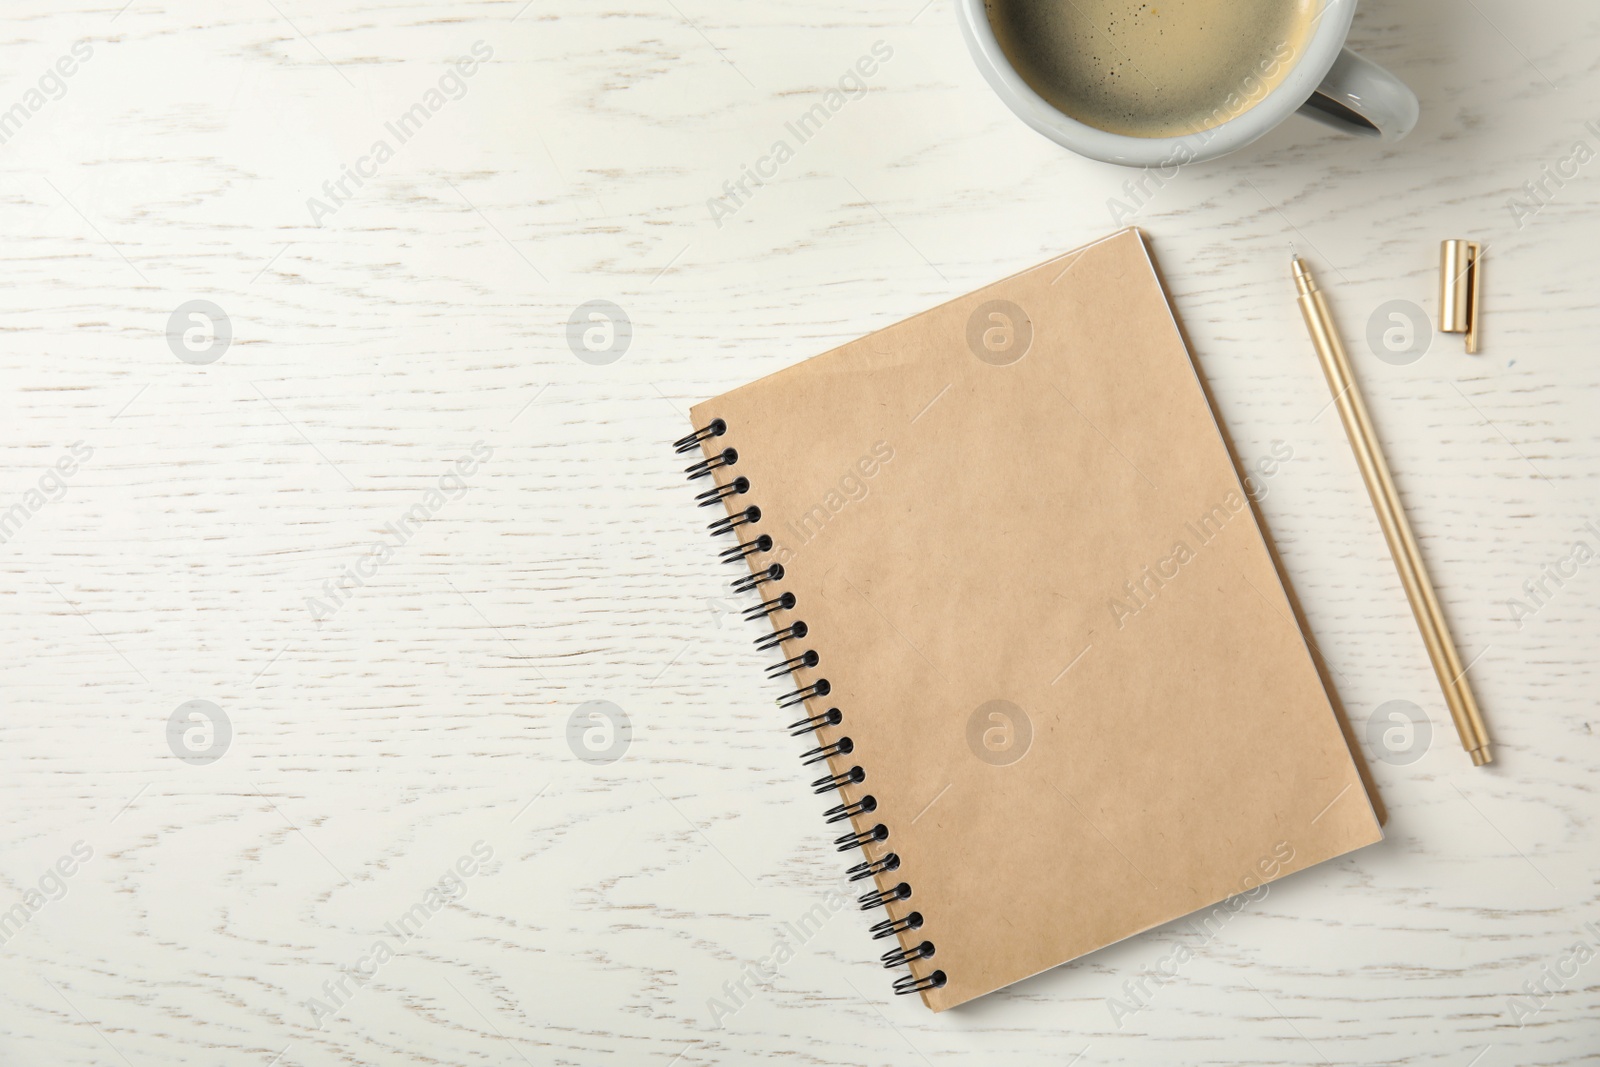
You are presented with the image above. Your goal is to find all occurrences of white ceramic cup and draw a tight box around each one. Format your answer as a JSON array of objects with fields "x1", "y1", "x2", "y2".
[{"x1": 956, "y1": 0, "x2": 1419, "y2": 167}]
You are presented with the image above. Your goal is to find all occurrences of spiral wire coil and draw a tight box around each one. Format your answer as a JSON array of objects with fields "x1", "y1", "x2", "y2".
[{"x1": 677, "y1": 418, "x2": 947, "y2": 998}]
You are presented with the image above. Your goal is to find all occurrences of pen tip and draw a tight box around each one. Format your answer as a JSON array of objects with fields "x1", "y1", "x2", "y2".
[{"x1": 1290, "y1": 255, "x2": 1314, "y2": 295}]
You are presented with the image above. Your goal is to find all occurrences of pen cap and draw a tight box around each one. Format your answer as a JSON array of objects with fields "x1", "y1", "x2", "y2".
[{"x1": 1438, "y1": 239, "x2": 1481, "y2": 353}]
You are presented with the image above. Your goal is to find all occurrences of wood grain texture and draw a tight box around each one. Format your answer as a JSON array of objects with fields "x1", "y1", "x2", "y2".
[{"x1": 0, "y1": 0, "x2": 1595, "y2": 1064}]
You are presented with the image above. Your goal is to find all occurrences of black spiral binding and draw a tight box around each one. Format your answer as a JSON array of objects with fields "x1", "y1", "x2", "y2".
[{"x1": 677, "y1": 418, "x2": 949, "y2": 1000}]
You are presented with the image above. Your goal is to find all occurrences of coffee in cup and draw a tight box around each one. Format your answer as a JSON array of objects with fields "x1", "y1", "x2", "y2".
[{"x1": 983, "y1": 0, "x2": 1321, "y2": 138}]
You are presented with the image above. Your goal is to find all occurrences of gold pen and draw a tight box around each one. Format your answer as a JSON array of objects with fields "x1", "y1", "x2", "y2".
[{"x1": 1291, "y1": 256, "x2": 1493, "y2": 767}]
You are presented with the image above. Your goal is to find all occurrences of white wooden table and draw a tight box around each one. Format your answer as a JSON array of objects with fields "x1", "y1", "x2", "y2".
[{"x1": 2, "y1": 1, "x2": 1596, "y2": 1064}]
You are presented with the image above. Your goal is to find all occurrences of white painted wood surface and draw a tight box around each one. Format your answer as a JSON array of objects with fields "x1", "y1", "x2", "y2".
[{"x1": 1, "y1": 1, "x2": 1596, "y2": 1064}]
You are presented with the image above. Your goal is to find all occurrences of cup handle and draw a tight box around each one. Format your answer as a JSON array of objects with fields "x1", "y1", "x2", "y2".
[{"x1": 1297, "y1": 47, "x2": 1419, "y2": 142}]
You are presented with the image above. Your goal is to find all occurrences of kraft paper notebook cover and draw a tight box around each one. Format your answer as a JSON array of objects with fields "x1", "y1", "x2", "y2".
[{"x1": 677, "y1": 228, "x2": 1383, "y2": 1011}]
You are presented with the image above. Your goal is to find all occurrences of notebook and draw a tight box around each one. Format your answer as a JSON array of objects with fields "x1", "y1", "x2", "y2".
[{"x1": 676, "y1": 228, "x2": 1383, "y2": 1011}]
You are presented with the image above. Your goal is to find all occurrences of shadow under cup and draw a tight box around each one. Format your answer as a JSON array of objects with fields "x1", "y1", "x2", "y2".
[{"x1": 981, "y1": 0, "x2": 1325, "y2": 141}]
